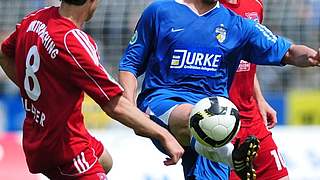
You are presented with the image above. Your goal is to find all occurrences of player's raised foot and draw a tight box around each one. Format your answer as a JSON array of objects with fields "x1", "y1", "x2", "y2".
[{"x1": 232, "y1": 136, "x2": 260, "y2": 180}]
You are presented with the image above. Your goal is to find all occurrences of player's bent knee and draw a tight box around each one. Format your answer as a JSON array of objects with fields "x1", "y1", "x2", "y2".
[
  {"x1": 169, "y1": 104, "x2": 193, "y2": 146},
  {"x1": 98, "y1": 150, "x2": 113, "y2": 174},
  {"x1": 171, "y1": 125, "x2": 191, "y2": 146}
]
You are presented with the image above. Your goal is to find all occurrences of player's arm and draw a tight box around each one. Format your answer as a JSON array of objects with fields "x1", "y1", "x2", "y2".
[
  {"x1": 0, "y1": 32, "x2": 18, "y2": 85},
  {"x1": 253, "y1": 73, "x2": 277, "y2": 129},
  {"x1": 281, "y1": 45, "x2": 320, "y2": 67},
  {"x1": 119, "y1": 71, "x2": 138, "y2": 105},
  {"x1": 242, "y1": 20, "x2": 320, "y2": 67},
  {"x1": 118, "y1": 3, "x2": 157, "y2": 104},
  {"x1": 102, "y1": 94, "x2": 184, "y2": 165},
  {"x1": 64, "y1": 30, "x2": 183, "y2": 165}
]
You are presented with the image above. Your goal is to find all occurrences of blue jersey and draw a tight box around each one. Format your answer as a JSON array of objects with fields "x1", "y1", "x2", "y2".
[
  {"x1": 119, "y1": 1, "x2": 291, "y2": 179},
  {"x1": 119, "y1": 0, "x2": 291, "y2": 109}
]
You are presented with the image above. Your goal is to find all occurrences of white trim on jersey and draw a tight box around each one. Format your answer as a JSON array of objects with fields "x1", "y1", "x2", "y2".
[
  {"x1": 76, "y1": 154, "x2": 86, "y2": 172},
  {"x1": 175, "y1": 0, "x2": 220, "y2": 16},
  {"x1": 64, "y1": 29, "x2": 123, "y2": 101},
  {"x1": 81, "y1": 151, "x2": 90, "y2": 170},
  {"x1": 69, "y1": 29, "x2": 123, "y2": 91},
  {"x1": 59, "y1": 148, "x2": 99, "y2": 176},
  {"x1": 73, "y1": 158, "x2": 82, "y2": 174},
  {"x1": 74, "y1": 30, "x2": 122, "y2": 89},
  {"x1": 254, "y1": 0, "x2": 263, "y2": 9},
  {"x1": 71, "y1": 29, "x2": 100, "y2": 66}
]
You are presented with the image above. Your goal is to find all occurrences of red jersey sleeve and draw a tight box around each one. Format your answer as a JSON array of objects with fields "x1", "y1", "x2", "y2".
[
  {"x1": 64, "y1": 29, "x2": 123, "y2": 106},
  {"x1": 256, "y1": 0, "x2": 264, "y2": 22},
  {"x1": 1, "y1": 25, "x2": 20, "y2": 58}
]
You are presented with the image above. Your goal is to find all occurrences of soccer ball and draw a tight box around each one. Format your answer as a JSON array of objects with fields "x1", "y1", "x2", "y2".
[{"x1": 189, "y1": 96, "x2": 240, "y2": 148}]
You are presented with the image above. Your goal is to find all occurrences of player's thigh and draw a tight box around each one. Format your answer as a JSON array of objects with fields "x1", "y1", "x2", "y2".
[
  {"x1": 146, "y1": 96, "x2": 193, "y2": 146},
  {"x1": 98, "y1": 149, "x2": 113, "y2": 174},
  {"x1": 89, "y1": 135, "x2": 112, "y2": 174},
  {"x1": 168, "y1": 103, "x2": 194, "y2": 146}
]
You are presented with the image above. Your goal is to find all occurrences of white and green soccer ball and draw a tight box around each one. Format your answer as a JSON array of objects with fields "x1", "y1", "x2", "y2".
[{"x1": 189, "y1": 96, "x2": 241, "y2": 148}]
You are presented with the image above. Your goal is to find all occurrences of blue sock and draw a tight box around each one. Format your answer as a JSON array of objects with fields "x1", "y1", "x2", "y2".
[{"x1": 190, "y1": 136, "x2": 197, "y2": 150}]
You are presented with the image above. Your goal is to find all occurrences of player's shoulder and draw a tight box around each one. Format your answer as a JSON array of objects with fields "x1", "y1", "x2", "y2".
[
  {"x1": 63, "y1": 29, "x2": 93, "y2": 44},
  {"x1": 219, "y1": 4, "x2": 239, "y2": 16},
  {"x1": 219, "y1": 5, "x2": 257, "y2": 34},
  {"x1": 219, "y1": 4, "x2": 245, "y2": 24},
  {"x1": 22, "y1": 6, "x2": 55, "y2": 22},
  {"x1": 17, "y1": 6, "x2": 53, "y2": 29},
  {"x1": 244, "y1": 0, "x2": 263, "y2": 9},
  {"x1": 63, "y1": 28, "x2": 97, "y2": 54},
  {"x1": 254, "y1": 0, "x2": 263, "y2": 6}
]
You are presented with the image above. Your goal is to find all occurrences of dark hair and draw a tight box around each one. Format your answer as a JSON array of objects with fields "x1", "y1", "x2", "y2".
[{"x1": 61, "y1": 0, "x2": 87, "y2": 5}]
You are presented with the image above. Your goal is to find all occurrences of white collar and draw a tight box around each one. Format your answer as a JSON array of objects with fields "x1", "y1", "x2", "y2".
[{"x1": 175, "y1": 0, "x2": 220, "y2": 16}]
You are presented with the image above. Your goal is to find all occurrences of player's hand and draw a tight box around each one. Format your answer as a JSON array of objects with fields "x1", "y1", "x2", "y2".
[
  {"x1": 162, "y1": 136, "x2": 184, "y2": 166},
  {"x1": 308, "y1": 48, "x2": 320, "y2": 67},
  {"x1": 316, "y1": 48, "x2": 320, "y2": 66},
  {"x1": 257, "y1": 99, "x2": 277, "y2": 129},
  {"x1": 284, "y1": 45, "x2": 320, "y2": 67}
]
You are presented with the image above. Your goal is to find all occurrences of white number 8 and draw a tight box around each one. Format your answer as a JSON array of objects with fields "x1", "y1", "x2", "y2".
[{"x1": 24, "y1": 45, "x2": 41, "y2": 101}]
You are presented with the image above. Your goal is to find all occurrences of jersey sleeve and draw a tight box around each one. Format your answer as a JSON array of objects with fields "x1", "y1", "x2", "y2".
[
  {"x1": 64, "y1": 29, "x2": 123, "y2": 106},
  {"x1": 118, "y1": 2, "x2": 157, "y2": 77},
  {"x1": 259, "y1": 0, "x2": 264, "y2": 22},
  {"x1": 242, "y1": 20, "x2": 292, "y2": 66},
  {"x1": 1, "y1": 24, "x2": 20, "y2": 58}
]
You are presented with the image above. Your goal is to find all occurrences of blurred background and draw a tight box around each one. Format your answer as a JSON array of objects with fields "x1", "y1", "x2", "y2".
[{"x1": 0, "y1": 0, "x2": 319, "y2": 179}]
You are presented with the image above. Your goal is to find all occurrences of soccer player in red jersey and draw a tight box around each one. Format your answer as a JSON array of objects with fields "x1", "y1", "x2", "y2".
[
  {"x1": 0, "y1": 0, "x2": 184, "y2": 179},
  {"x1": 221, "y1": 0, "x2": 290, "y2": 179}
]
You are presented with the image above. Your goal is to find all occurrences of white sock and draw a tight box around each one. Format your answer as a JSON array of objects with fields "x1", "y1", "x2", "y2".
[{"x1": 194, "y1": 141, "x2": 234, "y2": 168}]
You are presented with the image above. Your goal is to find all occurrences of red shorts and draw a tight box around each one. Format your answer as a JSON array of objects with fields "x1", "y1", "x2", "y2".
[
  {"x1": 230, "y1": 122, "x2": 288, "y2": 180},
  {"x1": 42, "y1": 137, "x2": 107, "y2": 180}
]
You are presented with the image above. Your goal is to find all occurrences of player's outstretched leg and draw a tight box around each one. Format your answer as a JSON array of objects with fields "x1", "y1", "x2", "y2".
[
  {"x1": 232, "y1": 136, "x2": 260, "y2": 180},
  {"x1": 193, "y1": 135, "x2": 259, "y2": 179}
]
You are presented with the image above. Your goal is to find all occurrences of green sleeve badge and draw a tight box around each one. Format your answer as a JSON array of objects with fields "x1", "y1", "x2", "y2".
[{"x1": 129, "y1": 30, "x2": 138, "y2": 45}]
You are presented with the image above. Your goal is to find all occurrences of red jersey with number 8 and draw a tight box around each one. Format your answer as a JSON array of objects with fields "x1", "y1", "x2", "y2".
[{"x1": 1, "y1": 6, "x2": 123, "y2": 173}]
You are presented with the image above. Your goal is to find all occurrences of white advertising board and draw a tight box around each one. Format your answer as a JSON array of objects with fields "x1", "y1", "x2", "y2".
[
  {"x1": 94, "y1": 125, "x2": 320, "y2": 180},
  {"x1": 2, "y1": 126, "x2": 319, "y2": 180}
]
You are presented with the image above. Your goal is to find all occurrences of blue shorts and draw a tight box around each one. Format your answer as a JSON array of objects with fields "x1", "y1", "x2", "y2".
[{"x1": 140, "y1": 94, "x2": 230, "y2": 180}]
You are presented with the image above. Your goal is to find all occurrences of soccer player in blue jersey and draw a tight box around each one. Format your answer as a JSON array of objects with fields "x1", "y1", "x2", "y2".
[{"x1": 118, "y1": 0, "x2": 320, "y2": 179}]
